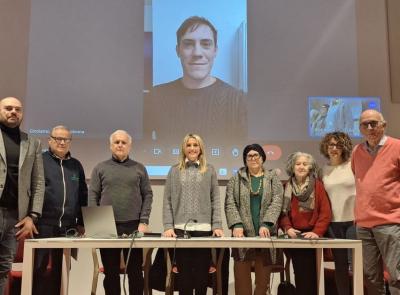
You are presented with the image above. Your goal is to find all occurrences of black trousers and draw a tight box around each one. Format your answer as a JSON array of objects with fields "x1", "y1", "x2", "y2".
[
  {"x1": 174, "y1": 229, "x2": 212, "y2": 295},
  {"x1": 100, "y1": 220, "x2": 143, "y2": 295},
  {"x1": 217, "y1": 248, "x2": 230, "y2": 295},
  {"x1": 32, "y1": 224, "x2": 74, "y2": 295},
  {"x1": 288, "y1": 248, "x2": 317, "y2": 295}
]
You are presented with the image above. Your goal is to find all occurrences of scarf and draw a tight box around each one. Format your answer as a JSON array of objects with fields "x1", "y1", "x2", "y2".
[{"x1": 282, "y1": 176, "x2": 315, "y2": 214}]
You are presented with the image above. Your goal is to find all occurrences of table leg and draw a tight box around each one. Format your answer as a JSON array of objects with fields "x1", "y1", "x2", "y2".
[
  {"x1": 61, "y1": 248, "x2": 71, "y2": 295},
  {"x1": 352, "y1": 244, "x2": 364, "y2": 294},
  {"x1": 215, "y1": 248, "x2": 225, "y2": 295},
  {"x1": 316, "y1": 248, "x2": 325, "y2": 295},
  {"x1": 21, "y1": 244, "x2": 34, "y2": 295}
]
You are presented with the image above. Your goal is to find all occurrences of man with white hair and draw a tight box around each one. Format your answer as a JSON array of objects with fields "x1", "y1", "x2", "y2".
[
  {"x1": 89, "y1": 130, "x2": 153, "y2": 295},
  {"x1": 352, "y1": 109, "x2": 400, "y2": 295}
]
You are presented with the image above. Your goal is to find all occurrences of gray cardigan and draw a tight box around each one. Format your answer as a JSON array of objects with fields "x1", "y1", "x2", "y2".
[
  {"x1": 163, "y1": 163, "x2": 222, "y2": 231},
  {"x1": 225, "y1": 167, "x2": 283, "y2": 261}
]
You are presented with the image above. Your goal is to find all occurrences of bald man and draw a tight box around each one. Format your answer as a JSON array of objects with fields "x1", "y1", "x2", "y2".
[
  {"x1": 0, "y1": 97, "x2": 44, "y2": 293},
  {"x1": 351, "y1": 109, "x2": 400, "y2": 295}
]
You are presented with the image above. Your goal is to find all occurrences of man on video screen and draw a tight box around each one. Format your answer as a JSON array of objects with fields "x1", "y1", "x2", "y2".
[{"x1": 144, "y1": 16, "x2": 247, "y2": 144}]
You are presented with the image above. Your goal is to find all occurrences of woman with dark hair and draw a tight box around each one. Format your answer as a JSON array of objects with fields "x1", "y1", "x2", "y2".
[
  {"x1": 163, "y1": 133, "x2": 223, "y2": 295},
  {"x1": 320, "y1": 132, "x2": 355, "y2": 295},
  {"x1": 225, "y1": 144, "x2": 283, "y2": 295},
  {"x1": 279, "y1": 151, "x2": 332, "y2": 295}
]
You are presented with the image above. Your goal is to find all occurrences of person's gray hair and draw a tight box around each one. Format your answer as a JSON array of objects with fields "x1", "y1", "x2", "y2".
[
  {"x1": 109, "y1": 130, "x2": 132, "y2": 144},
  {"x1": 285, "y1": 151, "x2": 319, "y2": 178},
  {"x1": 50, "y1": 125, "x2": 71, "y2": 137}
]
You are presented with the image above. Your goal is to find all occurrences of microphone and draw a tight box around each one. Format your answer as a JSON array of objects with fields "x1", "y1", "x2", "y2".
[
  {"x1": 183, "y1": 218, "x2": 198, "y2": 239},
  {"x1": 134, "y1": 231, "x2": 144, "y2": 238},
  {"x1": 126, "y1": 230, "x2": 143, "y2": 238}
]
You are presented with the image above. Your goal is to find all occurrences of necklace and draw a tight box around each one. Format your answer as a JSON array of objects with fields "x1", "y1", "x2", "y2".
[{"x1": 249, "y1": 174, "x2": 263, "y2": 196}]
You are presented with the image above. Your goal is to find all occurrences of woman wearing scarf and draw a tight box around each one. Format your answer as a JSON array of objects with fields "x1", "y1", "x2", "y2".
[
  {"x1": 225, "y1": 144, "x2": 283, "y2": 295},
  {"x1": 279, "y1": 152, "x2": 332, "y2": 295},
  {"x1": 163, "y1": 133, "x2": 224, "y2": 295}
]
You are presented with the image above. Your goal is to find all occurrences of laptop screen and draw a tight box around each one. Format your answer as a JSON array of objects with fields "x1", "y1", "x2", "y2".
[{"x1": 81, "y1": 206, "x2": 118, "y2": 239}]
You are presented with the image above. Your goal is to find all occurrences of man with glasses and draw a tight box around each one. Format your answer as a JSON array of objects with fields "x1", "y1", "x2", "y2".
[
  {"x1": 351, "y1": 109, "x2": 400, "y2": 295},
  {"x1": 0, "y1": 97, "x2": 44, "y2": 294},
  {"x1": 32, "y1": 125, "x2": 88, "y2": 295}
]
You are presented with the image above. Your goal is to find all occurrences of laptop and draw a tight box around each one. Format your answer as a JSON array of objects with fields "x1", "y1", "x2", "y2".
[{"x1": 81, "y1": 206, "x2": 118, "y2": 238}]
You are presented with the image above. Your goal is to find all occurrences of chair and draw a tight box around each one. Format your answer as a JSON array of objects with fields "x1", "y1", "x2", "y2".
[
  {"x1": 4, "y1": 239, "x2": 52, "y2": 295},
  {"x1": 91, "y1": 248, "x2": 153, "y2": 295}
]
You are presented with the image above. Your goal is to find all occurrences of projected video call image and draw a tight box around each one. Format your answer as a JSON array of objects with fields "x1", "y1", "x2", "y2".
[
  {"x1": 308, "y1": 96, "x2": 381, "y2": 138},
  {"x1": 23, "y1": 0, "x2": 371, "y2": 178},
  {"x1": 143, "y1": 0, "x2": 247, "y2": 145}
]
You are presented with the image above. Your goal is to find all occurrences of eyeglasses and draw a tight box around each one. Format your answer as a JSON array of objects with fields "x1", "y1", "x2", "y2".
[
  {"x1": 327, "y1": 143, "x2": 343, "y2": 149},
  {"x1": 51, "y1": 136, "x2": 72, "y2": 144},
  {"x1": 246, "y1": 153, "x2": 260, "y2": 160},
  {"x1": 359, "y1": 120, "x2": 384, "y2": 129}
]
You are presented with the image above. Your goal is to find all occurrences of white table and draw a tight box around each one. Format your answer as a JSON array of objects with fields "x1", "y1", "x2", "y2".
[{"x1": 21, "y1": 237, "x2": 363, "y2": 295}]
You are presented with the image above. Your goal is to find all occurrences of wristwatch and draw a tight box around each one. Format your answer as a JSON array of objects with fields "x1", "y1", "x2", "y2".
[{"x1": 29, "y1": 213, "x2": 39, "y2": 224}]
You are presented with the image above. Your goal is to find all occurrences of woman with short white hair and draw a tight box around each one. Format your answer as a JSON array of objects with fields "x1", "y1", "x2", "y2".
[{"x1": 279, "y1": 151, "x2": 332, "y2": 295}]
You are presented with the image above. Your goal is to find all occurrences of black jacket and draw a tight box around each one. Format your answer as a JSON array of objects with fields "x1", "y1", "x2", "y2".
[{"x1": 40, "y1": 150, "x2": 88, "y2": 227}]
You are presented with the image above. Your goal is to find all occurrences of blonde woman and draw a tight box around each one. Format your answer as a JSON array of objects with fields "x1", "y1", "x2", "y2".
[{"x1": 163, "y1": 134, "x2": 223, "y2": 295}]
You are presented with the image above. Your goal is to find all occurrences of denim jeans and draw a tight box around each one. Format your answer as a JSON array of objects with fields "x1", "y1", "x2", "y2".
[{"x1": 0, "y1": 208, "x2": 18, "y2": 295}]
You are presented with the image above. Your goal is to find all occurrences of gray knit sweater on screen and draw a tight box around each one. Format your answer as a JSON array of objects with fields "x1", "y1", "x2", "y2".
[
  {"x1": 163, "y1": 163, "x2": 222, "y2": 231},
  {"x1": 89, "y1": 158, "x2": 153, "y2": 223}
]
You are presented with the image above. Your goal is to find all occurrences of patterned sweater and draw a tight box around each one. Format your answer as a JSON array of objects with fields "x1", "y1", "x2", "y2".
[
  {"x1": 225, "y1": 167, "x2": 283, "y2": 261},
  {"x1": 163, "y1": 163, "x2": 222, "y2": 231},
  {"x1": 225, "y1": 167, "x2": 283, "y2": 236}
]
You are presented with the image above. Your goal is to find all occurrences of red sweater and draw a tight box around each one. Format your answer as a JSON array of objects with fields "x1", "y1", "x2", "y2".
[
  {"x1": 351, "y1": 136, "x2": 400, "y2": 228},
  {"x1": 280, "y1": 179, "x2": 332, "y2": 237}
]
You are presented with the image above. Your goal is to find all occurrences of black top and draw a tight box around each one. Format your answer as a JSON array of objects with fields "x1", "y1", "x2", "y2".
[
  {"x1": 0, "y1": 123, "x2": 21, "y2": 209},
  {"x1": 39, "y1": 150, "x2": 88, "y2": 227}
]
